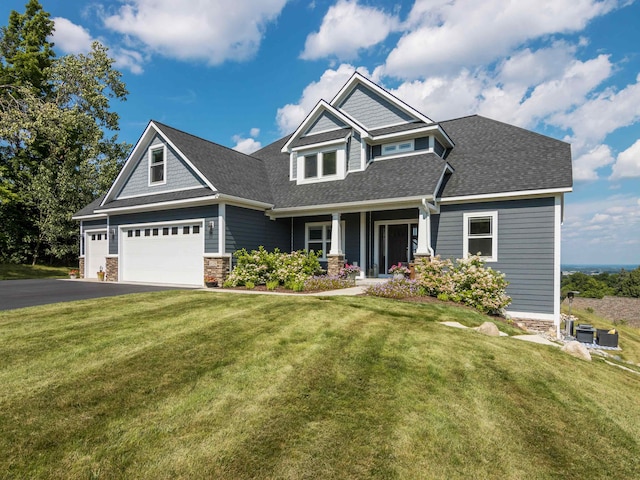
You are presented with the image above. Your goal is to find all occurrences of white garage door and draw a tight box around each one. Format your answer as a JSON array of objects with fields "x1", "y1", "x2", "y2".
[
  {"x1": 85, "y1": 231, "x2": 108, "y2": 279},
  {"x1": 121, "y1": 222, "x2": 203, "y2": 285}
]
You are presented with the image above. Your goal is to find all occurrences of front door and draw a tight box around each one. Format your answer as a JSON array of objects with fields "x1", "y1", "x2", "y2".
[{"x1": 376, "y1": 222, "x2": 418, "y2": 275}]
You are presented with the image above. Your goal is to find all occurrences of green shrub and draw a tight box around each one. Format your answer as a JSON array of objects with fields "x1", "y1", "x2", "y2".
[
  {"x1": 224, "y1": 247, "x2": 323, "y2": 287},
  {"x1": 266, "y1": 280, "x2": 279, "y2": 291},
  {"x1": 245, "y1": 281, "x2": 255, "y2": 290}
]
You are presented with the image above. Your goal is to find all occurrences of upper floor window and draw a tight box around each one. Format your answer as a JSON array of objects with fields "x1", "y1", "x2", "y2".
[
  {"x1": 463, "y1": 211, "x2": 498, "y2": 262},
  {"x1": 302, "y1": 149, "x2": 339, "y2": 179},
  {"x1": 382, "y1": 139, "x2": 414, "y2": 156},
  {"x1": 149, "y1": 146, "x2": 166, "y2": 185}
]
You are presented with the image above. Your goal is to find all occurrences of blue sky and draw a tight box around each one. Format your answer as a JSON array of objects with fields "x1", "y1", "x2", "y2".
[{"x1": 2, "y1": 0, "x2": 639, "y2": 265}]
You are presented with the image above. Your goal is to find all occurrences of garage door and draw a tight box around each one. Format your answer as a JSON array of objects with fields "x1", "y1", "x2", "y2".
[
  {"x1": 121, "y1": 222, "x2": 203, "y2": 285},
  {"x1": 85, "y1": 231, "x2": 108, "y2": 279}
]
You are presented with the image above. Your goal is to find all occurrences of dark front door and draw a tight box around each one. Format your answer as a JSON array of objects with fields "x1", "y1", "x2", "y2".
[{"x1": 387, "y1": 224, "x2": 408, "y2": 270}]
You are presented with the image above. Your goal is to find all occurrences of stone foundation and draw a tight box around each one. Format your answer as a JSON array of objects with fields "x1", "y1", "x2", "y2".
[
  {"x1": 106, "y1": 257, "x2": 118, "y2": 282},
  {"x1": 78, "y1": 257, "x2": 85, "y2": 279},
  {"x1": 204, "y1": 256, "x2": 231, "y2": 284},
  {"x1": 327, "y1": 254, "x2": 345, "y2": 277}
]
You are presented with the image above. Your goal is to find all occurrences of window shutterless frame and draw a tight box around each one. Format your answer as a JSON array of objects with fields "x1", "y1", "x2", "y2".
[
  {"x1": 148, "y1": 145, "x2": 167, "y2": 186},
  {"x1": 463, "y1": 211, "x2": 498, "y2": 262}
]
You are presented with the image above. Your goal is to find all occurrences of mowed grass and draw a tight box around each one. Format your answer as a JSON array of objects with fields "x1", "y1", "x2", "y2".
[
  {"x1": 0, "y1": 263, "x2": 72, "y2": 280},
  {"x1": 1, "y1": 292, "x2": 639, "y2": 479}
]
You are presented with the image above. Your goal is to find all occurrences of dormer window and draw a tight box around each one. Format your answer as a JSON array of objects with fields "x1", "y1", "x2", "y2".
[
  {"x1": 382, "y1": 139, "x2": 414, "y2": 156},
  {"x1": 149, "y1": 146, "x2": 166, "y2": 185},
  {"x1": 302, "y1": 149, "x2": 340, "y2": 180}
]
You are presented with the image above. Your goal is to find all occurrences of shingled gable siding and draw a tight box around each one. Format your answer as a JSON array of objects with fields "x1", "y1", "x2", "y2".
[
  {"x1": 225, "y1": 205, "x2": 290, "y2": 256},
  {"x1": 107, "y1": 205, "x2": 219, "y2": 255},
  {"x1": 348, "y1": 133, "x2": 362, "y2": 171},
  {"x1": 432, "y1": 198, "x2": 556, "y2": 314},
  {"x1": 116, "y1": 135, "x2": 206, "y2": 198},
  {"x1": 305, "y1": 112, "x2": 347, "y2": 136},
  {"x1": 338, "y1": 84, "x2": 414, "y2": 130}
]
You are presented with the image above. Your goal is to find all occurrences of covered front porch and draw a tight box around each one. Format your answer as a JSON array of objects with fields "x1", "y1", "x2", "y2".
[{"x1": 286, "y1": 200, "x2": 438, "y2": 278}]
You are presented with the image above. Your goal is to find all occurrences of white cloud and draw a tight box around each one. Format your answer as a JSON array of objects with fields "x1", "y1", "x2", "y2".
[
  {"x1": 103, "y1": 0, "x2": 288, "y2": 65},
  {"x1": 250, "y1": 128, "x2": 260, "y2": 138},
  {"x1": 301, "y1": 0, "x2": 398, "y2": 60},
  {"x1": 276, "y1": 64, "x2": 371, "y2": 133},
  {"x1": 51, "y1": 17, "x2": 93, "y2": 54},
  {"x1": 572, "y1": 144, "x2": 615, "y2": 181},
  {"x1": 610, "y1": 139, "x2": 640, "y2": 179},
  {"x1": 232, "y1": 135, "x2": 262, "y2": 154},
  {"x1": 381, "y1": 0, "x2": 618, "y2": 79}
]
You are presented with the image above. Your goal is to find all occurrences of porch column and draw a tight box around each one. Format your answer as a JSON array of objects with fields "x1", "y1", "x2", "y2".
[
  {"x1": 415, "y1": 204, "x2": 433, "y2": 260},
  {"x1": 327, "y1": 213, "x2": 344, "y2": 276}
]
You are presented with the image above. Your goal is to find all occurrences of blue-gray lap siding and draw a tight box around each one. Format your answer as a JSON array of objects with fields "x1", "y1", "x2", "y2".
[
  {"x1": 338, "y1": 85, "x2": 414, "y2": 130},
  {"x1": 348, "y1": 133, "x2": 362, "y2": 171},
  {"x1": 107, "y1": 205, "x2": 219, "y2": 255},
  {"x1": 116, "y1": 135, "x2": 206, "y2": 198},
  {"x1": 432, "y1": 198, "x2": 556, "y2": 315},
  {"x1": 225, "y1": 206, "x2": 290, "y2": 256}
]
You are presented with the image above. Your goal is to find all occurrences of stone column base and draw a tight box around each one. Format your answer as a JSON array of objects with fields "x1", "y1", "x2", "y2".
[
  {"x1": 204, "y1": 256, "x2": 231, "y2": 284},
  {"x1": 327, "y1": 254, "x2": 345, "y2": 277},
  {"x1": 106, "y1": 257, "x2": 118, "y2": 282},
  {"x1": 78, "y1": 257, "x2": 85, "y2": 279}
]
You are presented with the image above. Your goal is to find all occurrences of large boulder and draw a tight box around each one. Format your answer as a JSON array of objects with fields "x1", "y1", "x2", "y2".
[
  {"x1": 476, "y1": 321, "x2": 500, "y2": 337},
  {"x1": 561, "y1": 341, "x2": 592, "y2": 361}
]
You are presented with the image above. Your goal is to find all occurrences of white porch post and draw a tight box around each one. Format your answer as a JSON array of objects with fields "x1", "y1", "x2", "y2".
[
  {"x1": 218, "y1": 203, "x2": 226, "y2": 255},
  {"x1": 329, "y1": 213, "x2": 342, "y2": 255},
  {"x1": 416, "y1": 205, "x2": 433, "y2": 256}
]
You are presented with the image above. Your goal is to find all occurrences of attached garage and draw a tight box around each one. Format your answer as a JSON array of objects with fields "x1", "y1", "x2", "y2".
[
  {"x1": 120, "y1": 221, "x2": 204, "y2": 285},
  {"x1": 85, "y1": 230, "x2": 108, "y2": 279}
]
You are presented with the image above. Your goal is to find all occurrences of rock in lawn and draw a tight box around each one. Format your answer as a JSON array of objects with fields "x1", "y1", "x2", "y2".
[
  {"x1": 476, "y1": 321, "x2": 500, "y2": 337},
  {"x1": 561, "y1": 341, "x2": 592, "y2": 361}
]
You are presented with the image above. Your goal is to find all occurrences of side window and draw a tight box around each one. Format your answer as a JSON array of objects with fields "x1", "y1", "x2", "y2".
[{"x1": 463, "y1": 212, "x2": 498, "y2": 262}]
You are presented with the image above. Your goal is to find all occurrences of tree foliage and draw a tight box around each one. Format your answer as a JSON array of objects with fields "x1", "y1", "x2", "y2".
[
  {"x1": 0, "y1": 1, "x2": 131, "y2": 264},
  {"x1": 562, "y1": 267, "x2": 640, "y2": 299}
]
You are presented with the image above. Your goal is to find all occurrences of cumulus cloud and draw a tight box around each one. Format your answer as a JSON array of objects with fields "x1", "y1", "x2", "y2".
[
  {"x1": 381, "y1": 0, "x2": 617, "y2": 79},
  {"x1": 232, "y1": 128, "x2": 262, "y2": 154},
  {"x1": 572, "y1": 145, "x2": 615, "y2": 181},
  {"x1": 301, "y1": 0, "x2": 399, "y2": 60},
  {"x1": 51, "y1": 17, "x2": 93, "y2": 54},
  {"x1": 610, "y1": 139, "x2": 640, "y2": 180},
  {"x1": 103, "y1": 0, "x2": 288, "y2": 65},
  {"x1": 276, "y1": 64, "x2": 372, "y2": 133}
]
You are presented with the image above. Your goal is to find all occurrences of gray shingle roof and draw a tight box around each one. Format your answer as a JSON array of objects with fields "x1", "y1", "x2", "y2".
[
  {"x1": 437, "y1": 115, "x2": 572, "y2": 197},
  {"x1": 96, "y1": 187, "x2": 216, "y2": 211},
  {"x1": 73, "y1": 194, "x2": 106, "y2": 217},
  {"x1": 255, "y1": 137, "x2": 449, "y2": 209},
  {"x1": 368, "y1": 122, "x2": 431, "y2": 137},
  {"x1": 291, "y1": 128, "x2": 351, "y2": 147},
  {"x1": 153, "y1": 121, "x2": 274, "y2": 204}
]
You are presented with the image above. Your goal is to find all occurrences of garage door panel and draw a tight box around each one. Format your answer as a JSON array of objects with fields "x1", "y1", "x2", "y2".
[{"x1": 121, "y1": 223, "x2": 203, "y2": 285}]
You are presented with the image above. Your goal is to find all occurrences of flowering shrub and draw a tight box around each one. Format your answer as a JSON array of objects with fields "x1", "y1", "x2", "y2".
[
  {"x1": 338, "y1": 264, "x2": 361, "y2": 278},
  {"x1": 304, "y1": 275, "x2": 354, "y2": 291},
  {"x1": 388, "y1": 263, "x2": 410, "y2": 275},
  {"x1": 223, "y1": 247, "x2": 323, "y2": 287},
  {"x1": 414, "y1": 255, "x2": 511, "y2": 314},
  {"x1": 69, "y1": 269, "x2": 79, "y2": 276},
  {"x1": 365, "y1": 278, "x2": 424, "y2": 299}
]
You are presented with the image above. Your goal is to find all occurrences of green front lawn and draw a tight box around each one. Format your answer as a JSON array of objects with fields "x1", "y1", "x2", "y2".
[
  {"x1": 0, "y1": 263, "x2": 73, "y2": 280},
  {"x1": 1, "y1": 292, "x2": 639, "y2": 479}
]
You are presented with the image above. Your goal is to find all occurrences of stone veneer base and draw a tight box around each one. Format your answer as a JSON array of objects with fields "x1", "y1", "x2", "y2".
[
  {"x1": 106, "y1": 257, "x2": 118, "y2": 282},
  {"x1": 327, "y1": 254, "x2": 345, "y2": 277},
  {"x1": 78, "y1": 257, "x2": 85, "y2": 279},
  {"x1": 204, "y1": 256, "x2": 231, "y2": 284}
]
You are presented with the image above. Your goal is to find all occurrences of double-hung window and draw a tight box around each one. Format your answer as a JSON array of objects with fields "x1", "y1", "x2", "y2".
[
  {"x1": 149, "y1": 146, "x2": 166, "y2": 185},
  {"x1": 303, "y1": 150, "x2": 338, "y2": 179},
  {"x1": 463, "y1": 212, "x2": 498, "y2": 262}
]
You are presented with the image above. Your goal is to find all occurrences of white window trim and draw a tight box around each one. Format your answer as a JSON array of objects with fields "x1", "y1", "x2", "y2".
[
  {"x1": 463, "y1": 211, "x2": 498, "y2": 262},
  {"x1": 148, "y1": 145, "x2": 167, "y2": 186},
  {"x1": 381, "y1": 139, "x2": 414, "y2": 156},
  {"x1": 305, "y1": 221, "x2": 346, "y2": 261}
]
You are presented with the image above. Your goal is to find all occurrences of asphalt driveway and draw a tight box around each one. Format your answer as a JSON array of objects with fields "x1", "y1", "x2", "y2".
[{"x1": 0, "y1": 279, "x2": 192, "y2": 311}]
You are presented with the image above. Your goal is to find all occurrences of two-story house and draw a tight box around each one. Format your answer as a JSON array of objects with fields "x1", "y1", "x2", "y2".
[{"x1": 74, "y1": 73, "x2": 573, "y2": 324}]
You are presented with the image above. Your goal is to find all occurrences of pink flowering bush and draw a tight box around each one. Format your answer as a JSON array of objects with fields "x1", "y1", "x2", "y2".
[{"x1": 414, "y1": 255, "x2": 511, "y2": 314}]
